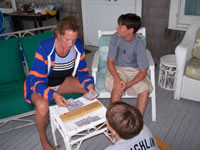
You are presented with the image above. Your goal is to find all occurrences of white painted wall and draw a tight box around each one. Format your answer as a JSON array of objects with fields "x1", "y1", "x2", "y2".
[{"x1": 81, "y1": 0, "x2": 142, "y2": 46}]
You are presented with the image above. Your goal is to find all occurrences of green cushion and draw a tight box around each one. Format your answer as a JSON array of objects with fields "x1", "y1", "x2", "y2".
[
  {"x1": 99, "y1": 46, "x2": 109, "y2": 66},
  {"x1": 96, "y1": 35, "x2": 112, "y2": 91},
  {"x1": 0, "y1": 80, "x2": 34, "y2": 119},
  {"x1": 0, "y1": 88, "x2": 83, "y2": 119},
  {"x1": 99, "y1": 35, "x2": 112, "y2": 47},
  {"x1": 21, "y1": 31, "x2": 53, "y2": 70},
  {"x1": 192, "y1": 31, "x2": 200, "y2": 59},
  {"x1": 0, "y1": 38, "x2": 26, "y2": 84},
  {"x1": 96, "y1": 69, "x2": 107, "y2": 92},
  {"x1": 62, "y1": 93, "x2": 83, "y2": 100},
  {"x1": 0, "y1": 38, "x2": 31, "y2": 119},
  {"x1": 98, "y1": 35, "x2": 112, "y2": 67},
  {"x1": 185, "y1": 57, "x2": 200, "y2": 80}
]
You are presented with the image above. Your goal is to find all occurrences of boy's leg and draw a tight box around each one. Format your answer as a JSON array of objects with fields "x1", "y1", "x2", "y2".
[
  {"x1": 137, "y1": 90, "x2": 149, "y2": 116},
  {"x1": 110, "y1": 86, "x2": 123, "y2": 103},
  {"x1": 105, "y1": 67, "x2": 126, "y2": 103},
  {"x1": 125, "y1": 67, "x2": 153, "y2": 116},
  {"x1": 31, "y1": 93, "x2": 54, "y2": 150}
]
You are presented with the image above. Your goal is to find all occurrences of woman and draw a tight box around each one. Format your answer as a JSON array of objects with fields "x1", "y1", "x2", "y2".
[{"x1": 24, "y1": 16, "x2": 96, "y2": 150}]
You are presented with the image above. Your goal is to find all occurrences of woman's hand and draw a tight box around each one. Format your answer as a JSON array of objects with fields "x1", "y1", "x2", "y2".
[
  {"x1": 53, "y1": 93, "x2": 71, "y2": 107},
  {"x1": 85, "y1": 84, "x2": 97, "y2": 100}
]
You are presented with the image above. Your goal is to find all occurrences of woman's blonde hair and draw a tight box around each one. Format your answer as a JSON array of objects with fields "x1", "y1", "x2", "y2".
[{"x1": 54, "y1": 16, "x2": 80, "y2": 36}]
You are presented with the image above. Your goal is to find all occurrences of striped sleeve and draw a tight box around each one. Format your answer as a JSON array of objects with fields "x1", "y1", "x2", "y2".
[
  {"x1": 28, "y1": 42, "x2": 55, "y2": 102},
  {"x1": 75, "y1": 41, "x2": 94, "y2": 91}
]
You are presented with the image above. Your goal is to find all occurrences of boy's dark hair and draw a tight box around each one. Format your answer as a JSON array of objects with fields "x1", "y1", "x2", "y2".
[
  {"x1": 106, "y1": 102, "x2": 143, "y2": 139},
  {"x1": 54, "y1": 16, "x2": 80, "y2": 35},
  {"x1": 118, "y1": 13, "x2": 142, "y2": 33}
]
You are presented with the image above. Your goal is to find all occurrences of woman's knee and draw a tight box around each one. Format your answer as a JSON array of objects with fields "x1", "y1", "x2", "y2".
[
  {"x1": 37, "y1": 100, "x2": 49, "y2": 113},
  {"x1": 31, "y1": 93, "x2": 49, "y2": 115}
]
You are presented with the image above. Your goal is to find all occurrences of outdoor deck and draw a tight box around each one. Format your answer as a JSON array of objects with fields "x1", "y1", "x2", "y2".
[{"x1": 0, "y1": 48, "x2": 200, "y2": 150}]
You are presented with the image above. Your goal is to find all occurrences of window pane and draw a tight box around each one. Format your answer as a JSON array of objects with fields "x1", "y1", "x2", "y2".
[{"x1": 185, "y1": 0, "x2": 200, "y2": 16}]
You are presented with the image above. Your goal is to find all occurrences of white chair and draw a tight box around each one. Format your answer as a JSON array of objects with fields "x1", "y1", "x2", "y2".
[
  {"x1": 174, "y1": 20, "x2": 200, "y2": 102},
  {"x1": 92, "y1": 28, "x2": 156, "y2": 121}
]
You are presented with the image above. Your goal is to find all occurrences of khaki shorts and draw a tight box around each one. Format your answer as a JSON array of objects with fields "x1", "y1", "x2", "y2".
[{"x1": 104, "y1": 66, "x2": 153, "y2": 96}]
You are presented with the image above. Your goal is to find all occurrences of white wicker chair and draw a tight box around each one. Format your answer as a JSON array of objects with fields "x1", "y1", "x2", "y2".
[
  {"x1": 174, "y1": 20, "x2": 200, "y2": 102},
  {"x1": 92, "y1": 28, "x2": 156, "y2": 121}
]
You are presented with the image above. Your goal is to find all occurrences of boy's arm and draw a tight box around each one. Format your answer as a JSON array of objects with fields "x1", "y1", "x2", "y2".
[
  {"x1": 126, "y1": 68, "x2": 147, "y2": 89},
  {"x1": 124, "y1": 36, "x2": 148, "y2": 89},
  {"x1": 107, "y1": 58, "x2": 126, "y2": 90}
]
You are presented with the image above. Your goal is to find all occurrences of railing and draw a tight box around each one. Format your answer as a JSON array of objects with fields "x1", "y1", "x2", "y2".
[{"x1": 0, "y1": 25, "x2": 56, "y2": 39}]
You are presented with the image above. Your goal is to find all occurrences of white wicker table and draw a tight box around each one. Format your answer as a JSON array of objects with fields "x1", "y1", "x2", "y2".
[
  {"x1": 49, "y1": 97, "x2": 114, "y2": 150},
  {"x1": 158, "y1": 54, "x2": 176, "y2": 90}
]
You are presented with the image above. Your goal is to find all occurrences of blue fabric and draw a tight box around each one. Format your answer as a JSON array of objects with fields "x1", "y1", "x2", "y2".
[
  {"x1": 0, "y1": 11, "x2": 5, "y2": 34},
  {"x1": 0, "y1": 11, "x2": 5, "y2": 40}
]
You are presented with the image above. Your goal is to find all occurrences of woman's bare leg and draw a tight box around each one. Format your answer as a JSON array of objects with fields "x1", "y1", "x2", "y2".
[
  {"x1": 31, "y1": 93, "x2": 54, "y2": 150},
  {"x1": 57, "y1": 77, "x2": 87, "y2": 95},
  {"x1": 31, "y1": 77, "x2": 88, "y2": 149}
]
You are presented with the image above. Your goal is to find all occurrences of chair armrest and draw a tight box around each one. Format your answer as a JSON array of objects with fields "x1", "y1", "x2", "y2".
[
  {"x1": 175, "y1": 44, "x2": 192, "y2": 76},
  {"x1": 176, "y1": 33, "x2": 196, "y2": 66},
  {"x1": 146, "y1": 49, "x2": 156, "y2": 93},
  {"x1": 92, "y1": 51, "x2": 99, "y2": 83},
  {"x1": 174, "y1": 43, "x2": 193, "y2": 99},
  {"x1": 146, "y1": 49, "x2": 156, "y2": 121},
  {"x1": 176, "y1": 20, "x2": 200, "y2": 65},
  {"x1": 146, "y1": 49, "x2": 155, "y2": 70}
]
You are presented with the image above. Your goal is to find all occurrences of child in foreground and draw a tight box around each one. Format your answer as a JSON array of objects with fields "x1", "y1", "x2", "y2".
[{"x1": 105, "y1": 102, "x2": 159, "y2": 150}]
